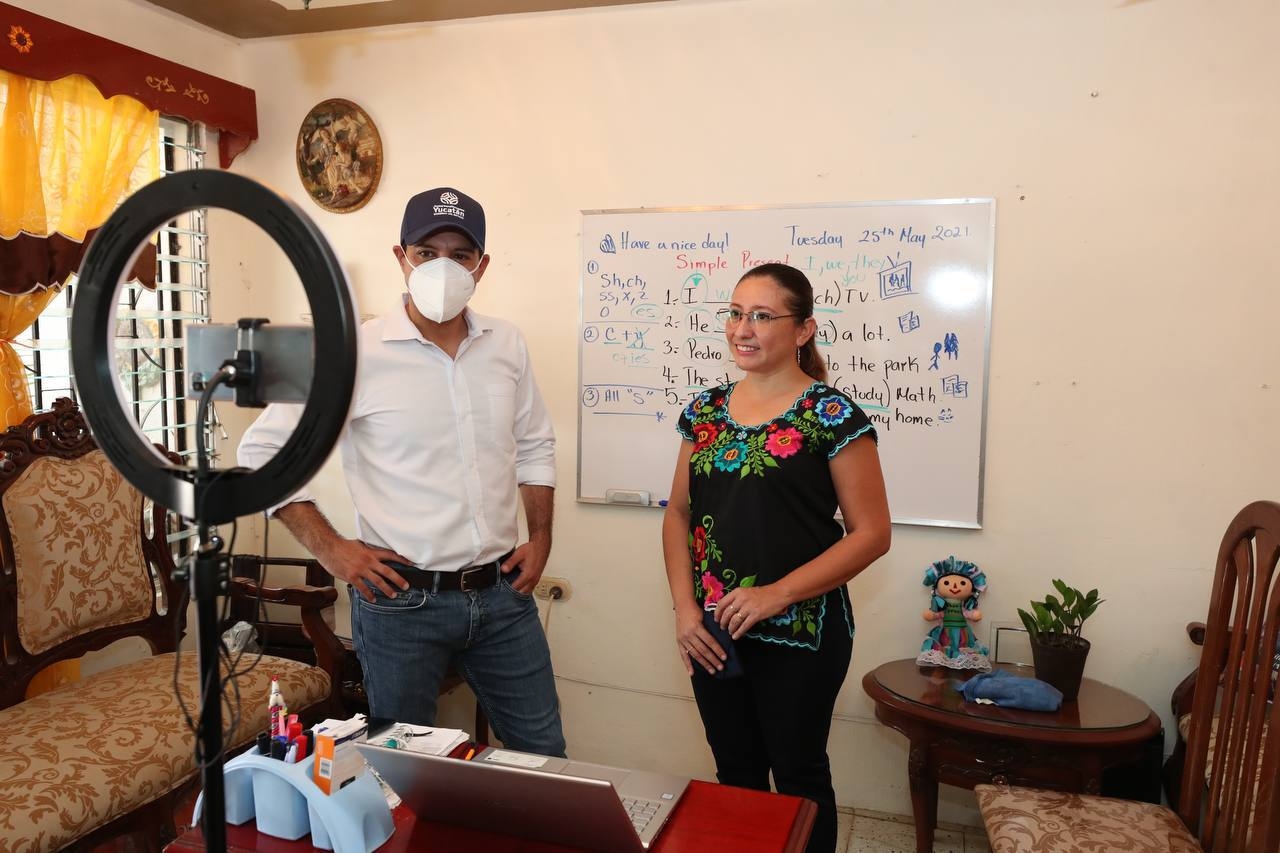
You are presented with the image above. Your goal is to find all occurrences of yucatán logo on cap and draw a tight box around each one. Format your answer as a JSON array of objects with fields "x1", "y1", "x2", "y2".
[
  {"x1": 435, "y1": 189, "x2": 465, "y2": 217},
  {"x1": 434, "y1": 190, "x2": 465, "y2": 219}
]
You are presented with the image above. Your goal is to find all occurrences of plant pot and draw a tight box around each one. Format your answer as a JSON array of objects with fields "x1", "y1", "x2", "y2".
[{"x1": 1030, "y1": 634, "x2": 1091, "y2": 702}]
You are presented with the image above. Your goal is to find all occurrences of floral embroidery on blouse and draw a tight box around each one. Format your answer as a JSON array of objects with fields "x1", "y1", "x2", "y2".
[
  {"x1": 677, "y1": 382, "x2": 875, "y2": 650},
  {"x1": 684, "y1": 385, "x2": 861, "y2": 481}
]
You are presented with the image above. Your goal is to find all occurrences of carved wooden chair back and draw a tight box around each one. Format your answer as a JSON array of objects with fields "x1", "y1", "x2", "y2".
[{"x1": 1179, "y1": 499, "x2": 1280, "y2": 851}]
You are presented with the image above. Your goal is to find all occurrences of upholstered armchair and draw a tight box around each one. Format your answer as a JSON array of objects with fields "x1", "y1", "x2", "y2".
[{"x1": 0, "y1": 398, "x2": 344, "y2": 851}]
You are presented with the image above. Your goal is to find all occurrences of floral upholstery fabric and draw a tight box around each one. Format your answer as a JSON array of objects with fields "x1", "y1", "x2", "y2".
[
  {"x1": 0, "y1": 653, "x2": 329, "y2": 853},
  {"x1": 2, "y1": 451, "x2": 151, "y2": 656},
  {"x1": 975, "y1": 784, "x2": 1201, "y2": 853}
]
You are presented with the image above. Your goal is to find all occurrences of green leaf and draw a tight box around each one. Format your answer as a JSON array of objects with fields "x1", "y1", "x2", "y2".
[
  {"x1": 793, "y1": 621, "x2": 802, "y2": 635},
  {"x1": 805, "y1": 620, "x2": 817, "y2": 634},
  {"x1": 1025, "y1": 581, "x2": 1104, "y2": 640},
  {"x1": 740, "y1": 575, "x2": 757, "y2": 588},
  {"x1": 1017, "y1": 608, "x2": 1039, "y2": 640},
  {"x1": 762, "y1": 455, "x2": 779, "y2": 468}
]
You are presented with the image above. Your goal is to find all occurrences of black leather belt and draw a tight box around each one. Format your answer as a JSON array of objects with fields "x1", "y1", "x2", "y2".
[{"x1": 384, "y1": 552, "x2": 515, "y2": 593}]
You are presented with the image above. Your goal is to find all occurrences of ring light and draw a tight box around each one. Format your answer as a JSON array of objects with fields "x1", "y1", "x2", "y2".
[
  {"x1": 71, "y1": 169, "x2": 356, "y2": 524},
  {"x1": 70, "y1": 170, "x2": 358, "y2": 853}
]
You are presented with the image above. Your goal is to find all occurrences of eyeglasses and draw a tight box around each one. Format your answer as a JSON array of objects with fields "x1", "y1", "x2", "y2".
[{"x1": 715, "y1": 308, "x2": 801, "y2": 327}]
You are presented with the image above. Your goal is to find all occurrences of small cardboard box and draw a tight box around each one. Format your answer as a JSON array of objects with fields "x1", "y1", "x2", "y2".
[{"x1": 312, "y1": 715, "x2": 369, "y2": 795}]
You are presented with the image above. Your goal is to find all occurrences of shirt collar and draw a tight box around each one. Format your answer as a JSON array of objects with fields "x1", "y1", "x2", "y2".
[{"x1": 383, "y1": 294, "x2": 494, "y2": 343}]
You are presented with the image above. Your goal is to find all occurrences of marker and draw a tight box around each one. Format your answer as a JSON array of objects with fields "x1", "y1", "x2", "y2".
[
  {"x1": 658, "y1": 500, "x2": 668, "y2": 507},
  {"x1": 463, "y1": 747, "x2": 476, "y2": 761}
]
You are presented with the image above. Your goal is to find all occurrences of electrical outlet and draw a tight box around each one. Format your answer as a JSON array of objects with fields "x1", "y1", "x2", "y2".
[{"x1": 533, "y1": 576, "x2": 572, "y2": 602}]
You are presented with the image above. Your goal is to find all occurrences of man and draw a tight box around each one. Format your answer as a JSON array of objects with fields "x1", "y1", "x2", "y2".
[{"x1": 238, "y1": 187, "x2": 564, "y2": 756}]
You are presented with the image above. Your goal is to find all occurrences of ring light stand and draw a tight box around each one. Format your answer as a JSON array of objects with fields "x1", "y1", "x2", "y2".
[{"x1": 71, "y1": 170, "x2": 357, "y2": 852}]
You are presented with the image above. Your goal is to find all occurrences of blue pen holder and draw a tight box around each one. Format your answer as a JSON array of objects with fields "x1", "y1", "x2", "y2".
[{"x1": 194, "y1": 747, "x2": 394, "y2": 853}]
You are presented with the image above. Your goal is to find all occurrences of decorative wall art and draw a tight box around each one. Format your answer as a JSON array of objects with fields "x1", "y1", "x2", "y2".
[{"x1": 295, "y1": 98, "x2": 382, "y2": 213}]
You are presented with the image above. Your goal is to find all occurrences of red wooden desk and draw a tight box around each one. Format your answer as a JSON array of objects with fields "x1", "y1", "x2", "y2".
[{"x1": 165, "y1": 779, "x2": 815, "y2": 853}]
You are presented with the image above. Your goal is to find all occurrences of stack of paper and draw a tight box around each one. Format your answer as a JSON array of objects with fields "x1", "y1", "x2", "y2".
[{"x1": 399, "y1": 726, "x2": 469, "y2": 756}]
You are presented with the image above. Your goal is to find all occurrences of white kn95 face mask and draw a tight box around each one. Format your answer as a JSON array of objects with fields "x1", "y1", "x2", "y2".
[{"x1": 407, "y1": 256, "x2": 479, "y2": 323}]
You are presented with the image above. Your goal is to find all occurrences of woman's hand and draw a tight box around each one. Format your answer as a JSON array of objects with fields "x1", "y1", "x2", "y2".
[
  {"x1": 675, "y1": 602, "x2": 725, "y2": 676},
  {"x1": 716, "y1": 585, "x2": 790, "y2": 640}
]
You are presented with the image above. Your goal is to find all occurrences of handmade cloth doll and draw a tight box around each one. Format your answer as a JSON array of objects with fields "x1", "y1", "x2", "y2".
[{"x1": 916, "y1": 555, "x2": 991, "y2": 671}]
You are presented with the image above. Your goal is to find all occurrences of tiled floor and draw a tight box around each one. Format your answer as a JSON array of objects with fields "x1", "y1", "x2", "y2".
[{"x1": 839, "y1": 809, "x2": 991, "y2": 853}]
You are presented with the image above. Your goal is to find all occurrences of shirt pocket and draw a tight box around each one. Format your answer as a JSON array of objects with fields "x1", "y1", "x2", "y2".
[{"x1": 484, "y1": 384, "x2": 517, "y2": 450}]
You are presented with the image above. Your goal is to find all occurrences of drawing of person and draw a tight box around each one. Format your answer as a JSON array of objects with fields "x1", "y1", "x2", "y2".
[
  {"x1": 929, "y1": 341, "x2": 942, "y2": 370},
  {"x1": 307, "y1": 125, "x2": 334, "y2": 170},
  {"x1": 944, "y1": 332, "x2": 959, "y2": 360},
  {"x1": 329, "y1": 112, "x2": 360, "y2": 145},
  {"x1": 323, "y1": 141, "x2": 355, "y2": 200}
]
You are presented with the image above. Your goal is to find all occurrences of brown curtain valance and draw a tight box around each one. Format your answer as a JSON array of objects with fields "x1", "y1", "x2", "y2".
[
  {"x1": 0, "y1": 2, "x2": 257, "y2": 168},
  {"x1": 3, "y1": 230, "x2": 156, "y2": 293}
]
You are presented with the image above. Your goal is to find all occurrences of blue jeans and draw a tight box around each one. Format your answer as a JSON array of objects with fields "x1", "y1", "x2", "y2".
[{"x1": 349, "y1": 570, "x2": 566, "y2": 757}]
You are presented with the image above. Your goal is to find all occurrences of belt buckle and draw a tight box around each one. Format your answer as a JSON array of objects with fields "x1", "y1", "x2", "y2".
[{"x1": 459, "y1": 565, "x2": 488, "y2": 592}]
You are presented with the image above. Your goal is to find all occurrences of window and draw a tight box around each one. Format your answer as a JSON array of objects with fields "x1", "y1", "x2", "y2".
[{"x1": 16, "y1": 117, "x2": 214, "y2": 465}]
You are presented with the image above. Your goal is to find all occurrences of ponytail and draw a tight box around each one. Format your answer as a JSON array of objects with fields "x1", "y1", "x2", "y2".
[{"x1": 798, "y1": 339, "x2": 826, "y2": 383}]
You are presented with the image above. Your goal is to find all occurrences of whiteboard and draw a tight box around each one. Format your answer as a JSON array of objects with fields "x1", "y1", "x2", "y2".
[{"x1": 577, "y1": 199, "x2": 994, "y2": 528}]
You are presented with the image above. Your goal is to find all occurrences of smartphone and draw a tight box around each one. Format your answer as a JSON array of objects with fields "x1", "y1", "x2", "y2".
[
  {"x1": 186, "y1": 323, "x2": 313, "y2": 403},
  {"x1": 702, "y1": 607, "x2": 744, "y2": 679}
]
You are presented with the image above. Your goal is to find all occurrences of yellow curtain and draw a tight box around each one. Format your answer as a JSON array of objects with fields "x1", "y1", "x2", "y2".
[
  {"x1": 0, "y1": 287, "x2": 59, "y2": 428},
  {"x1": 0, "y1": 70, "x2": 159, "y2": 430},
  {"x1": 0, "y1": 70, "x2": 160, "y2": 241}
]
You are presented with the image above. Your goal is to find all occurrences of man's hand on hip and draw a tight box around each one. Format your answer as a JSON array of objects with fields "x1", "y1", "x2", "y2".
[
  {"x1": 319, "y1": 538, "x2": 413, "y2": 602},
  {"x1": 501, "y1": 536, "x2": 550, "y2": 594}
]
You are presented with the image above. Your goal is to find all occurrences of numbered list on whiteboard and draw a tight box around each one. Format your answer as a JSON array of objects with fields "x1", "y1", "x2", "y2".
[{"x1": 578, "y1": 201, "x2": 993, "y2": 527}]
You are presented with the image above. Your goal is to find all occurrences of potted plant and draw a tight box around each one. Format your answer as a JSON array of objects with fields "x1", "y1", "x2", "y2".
[{"x1": 1017, "y1": 580, "x2": 1103, "y2": 701}]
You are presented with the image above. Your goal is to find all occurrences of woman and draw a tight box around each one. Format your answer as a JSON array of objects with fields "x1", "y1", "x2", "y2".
[{"x1": 662, "y1": 263, "x2": 891, "y2": 852}]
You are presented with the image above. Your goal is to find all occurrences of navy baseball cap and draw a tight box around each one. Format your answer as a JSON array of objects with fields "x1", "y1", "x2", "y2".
[{"x1": 400, "y1": 187, "x2": 485, "y2": 251}]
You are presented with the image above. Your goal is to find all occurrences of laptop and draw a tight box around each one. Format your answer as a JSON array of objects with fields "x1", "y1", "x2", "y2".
[{"x1": 355, "y1": 742, "x2": 690, "y2": 851}]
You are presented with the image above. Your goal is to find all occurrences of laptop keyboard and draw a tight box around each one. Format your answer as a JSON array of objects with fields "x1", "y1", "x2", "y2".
[{"x1": 621, "y1": 796, "x2": 663, "y2": 834}]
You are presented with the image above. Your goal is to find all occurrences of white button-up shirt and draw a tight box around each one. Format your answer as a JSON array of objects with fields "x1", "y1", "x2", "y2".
[{"x1": 238, "y1": 301, "x2": 556, "y2": 572}]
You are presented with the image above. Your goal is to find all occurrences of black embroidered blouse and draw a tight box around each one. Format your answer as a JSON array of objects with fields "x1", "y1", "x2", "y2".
[{"x1": 676, "y1": 382, "x2": 877, "y2": 650}]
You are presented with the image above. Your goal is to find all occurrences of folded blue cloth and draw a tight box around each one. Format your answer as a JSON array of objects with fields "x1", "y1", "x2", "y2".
[{"x1": 954, "y1": 669, "x2": 1063, "y2": 712}]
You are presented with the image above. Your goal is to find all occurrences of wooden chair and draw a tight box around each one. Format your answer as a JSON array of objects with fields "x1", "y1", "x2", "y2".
[
  {"x1": 1164, "y1": 622, "x2": 1280, "y2": 808},
  {"x1": 976, "y1": 500, "x2": 1280, "y2": 852},
  {"x1": 228, "y1": 554, "x2": 490, "y2": 742},
  {"x1": 0, "y1": 398, "x2": 344, "y2": 851}
]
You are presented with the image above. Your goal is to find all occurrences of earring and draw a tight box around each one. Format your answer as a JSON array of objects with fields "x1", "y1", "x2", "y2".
[{"x1": 796, "y1": 348, "x2": 801, "y2": 364}]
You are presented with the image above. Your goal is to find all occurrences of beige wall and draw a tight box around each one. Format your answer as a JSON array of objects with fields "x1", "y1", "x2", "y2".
[
  {"x1": 15, "y1": 0, "x2": 243, "y2": 78},
  {"x1": 24, "y1": 0, "x2": 1280, "y2": 825}
]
